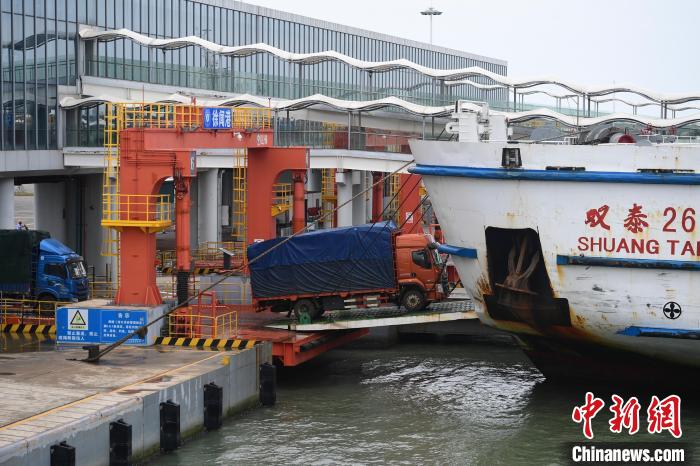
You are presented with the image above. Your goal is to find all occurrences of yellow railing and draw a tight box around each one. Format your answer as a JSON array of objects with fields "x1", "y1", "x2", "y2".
[
  {"x1": 157, "y1": 241, "x2": 247, "y2": 270},
  {"x1": 90, "y1": 280, "x2": 117, "y2": 299},
  {"x1": 271, "y1": 182, "x2": 292, "y2": 216},
  {"x1": 387, "y1": 173, "x2": 401, "y2": 223},
  {"x1": 0, "y1": 298, "x2": 71, "y2": 326},
  {"x1": 196, "y1": 241, "x2": 237, "y2": 262},
  {"x1": 102, "y1": 193, "x2": 172, "y2": 231},
  {"x1": 161, "y1": 274, "x2": 249, "y2": 306},
  {"x1": 167, "y1": 310, "x2": 238, "y2": 339}
]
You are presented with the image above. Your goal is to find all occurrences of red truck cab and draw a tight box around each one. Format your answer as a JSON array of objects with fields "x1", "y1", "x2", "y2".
[{"x1": 394, "y1": 233, "x2": 447, "y2": 312}]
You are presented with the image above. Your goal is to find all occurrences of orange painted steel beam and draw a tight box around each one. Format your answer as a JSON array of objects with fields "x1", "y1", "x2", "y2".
[
  {"x1": 246, "y1": 147, "x2": 307, "y2": 243},
  {"x1": 292, "y1": 170, "x2": 306, "y2": 234},
  {"x1": 114, "y1": 126, "x2": 305, "y2": 306},
  {"x1": 398, "y1": 174, "x2": 422, "y2": 234},
  {"x1": 272, "y1": 329, "x2": 368, "y2": 366}
]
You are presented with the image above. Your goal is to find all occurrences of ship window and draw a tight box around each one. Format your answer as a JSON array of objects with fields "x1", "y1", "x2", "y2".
[{"x1": 412, "y1": 250, "x2": 432, "y2": 269}]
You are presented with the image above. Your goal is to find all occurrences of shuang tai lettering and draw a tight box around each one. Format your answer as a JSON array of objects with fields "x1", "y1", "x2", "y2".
[{"x1": 579, "y1": 204, "x2": 700, "y2": 257}]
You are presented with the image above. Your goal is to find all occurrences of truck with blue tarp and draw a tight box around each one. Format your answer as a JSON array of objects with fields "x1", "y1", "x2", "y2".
[
  {"x1": 0, "y1": 230, "x2": 89, "y2": 303},
  {"x1": 247, "y1": 222, "x2": 448, "y2": 321}
]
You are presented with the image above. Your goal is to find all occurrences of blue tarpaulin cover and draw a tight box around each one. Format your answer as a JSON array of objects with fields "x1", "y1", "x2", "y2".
[{"x1": 247, "y1": 222, "x2": 397, "y2": 299}]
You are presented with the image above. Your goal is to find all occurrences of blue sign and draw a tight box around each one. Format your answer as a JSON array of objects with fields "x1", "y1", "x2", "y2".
[
  {"x1": 56, "y1": 308, "x2": 148, "y2": 345},
  {"x1": 202, "y1": 107, "x2": 232, "y2": 129}
]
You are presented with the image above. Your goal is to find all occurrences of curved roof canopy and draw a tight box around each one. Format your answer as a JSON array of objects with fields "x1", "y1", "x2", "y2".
[
  {"x1": 59, "y1": 92, "x2": 700, "y2": 130},
  {"x1": 59, "y1": 93, "x2": 459, "y2": 117},
  {"x1": 79, "y1": 27, "x2": 700, "y2": 105}
]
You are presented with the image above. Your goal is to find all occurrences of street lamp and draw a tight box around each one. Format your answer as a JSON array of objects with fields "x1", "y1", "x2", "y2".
[{"x1": 420, "y1": 6, "x2": 443, "y2": 45}]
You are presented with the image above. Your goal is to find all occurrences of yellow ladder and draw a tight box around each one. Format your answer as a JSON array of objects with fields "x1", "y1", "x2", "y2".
[
  {"x1": 231, "y1": 149, "x2": 248, "y2": 263},
  {"x1": 321, "y1": 168, "x2": 337, "y2": 228}
]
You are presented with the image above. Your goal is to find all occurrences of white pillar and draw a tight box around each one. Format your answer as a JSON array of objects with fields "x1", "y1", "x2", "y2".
[
  {"x1": 34, "y1": 181, "x2": 67, "y2": 243},
  {"x1": 81, "y1": 174, "x2": 112, "y2": 278},
  {"x1": 352, "y1": 170, "x2": 366, "y2": 225},
  {"x1": 336, "y1": 170, "x2": 353, "y2": 227},
  {"x1": 198, "y1": 168, "x2": 220, "y2": 244},
  {"x1": 0, "y1": 178, "x2": 14, "y2": 229}
]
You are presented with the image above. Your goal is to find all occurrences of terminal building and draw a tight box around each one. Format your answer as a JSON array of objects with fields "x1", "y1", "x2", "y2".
[{"x1": 0, "y1": 0, "x2": 508, "y2": 281}]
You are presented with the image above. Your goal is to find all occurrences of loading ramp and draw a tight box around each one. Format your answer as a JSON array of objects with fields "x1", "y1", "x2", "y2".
[{"x1": 266, "y1": 299, "x2": 475, "y2": 332}]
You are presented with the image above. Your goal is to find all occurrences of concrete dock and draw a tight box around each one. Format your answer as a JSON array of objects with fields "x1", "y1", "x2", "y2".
[{"x1": 0, "y1": 343, "x2": 271, "y2": 465}]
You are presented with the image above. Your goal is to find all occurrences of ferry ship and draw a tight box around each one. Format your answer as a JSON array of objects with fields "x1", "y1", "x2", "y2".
[{"x1": 410, "y1": 102, "x2": 700, "y2": 382}]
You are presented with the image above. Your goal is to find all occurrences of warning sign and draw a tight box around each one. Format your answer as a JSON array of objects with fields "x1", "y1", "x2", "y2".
[{"x1": 68, "y1": 309, "x2": 88, "y2": 330}]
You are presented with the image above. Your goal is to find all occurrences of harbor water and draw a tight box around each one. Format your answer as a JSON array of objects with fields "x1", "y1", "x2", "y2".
[{"x1": 150, "y1": 341, "x2": 699, "y2": 465}]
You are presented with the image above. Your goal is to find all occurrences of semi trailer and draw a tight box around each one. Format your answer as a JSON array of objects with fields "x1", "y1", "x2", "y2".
[{"x1": 247, "y1": 222, "x2": 448, "y2": 321}]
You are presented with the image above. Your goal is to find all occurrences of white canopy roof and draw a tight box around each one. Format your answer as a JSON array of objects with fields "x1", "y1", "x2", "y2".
[
  {"x1": 80, "y1": 27, "x2": 700, "y2": 105},
  {"x1": 59, "y1": 92, "x2": 700, "y2": 129}
]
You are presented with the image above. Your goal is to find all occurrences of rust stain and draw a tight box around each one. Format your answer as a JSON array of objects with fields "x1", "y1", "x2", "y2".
[
  {"x1": 476, "y1": 274, "x2": 492, "y2": 297},
  {"x1": 555, "y1": 264, "x2": 565, "y2": 284}
]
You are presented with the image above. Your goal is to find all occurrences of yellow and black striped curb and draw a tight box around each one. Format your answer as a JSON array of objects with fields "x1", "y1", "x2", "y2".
[
  {"x1": 155, "y1": 336, "x2": 257, "y2": 349},
  {"x1": 159, "y1": 267, "x2": 219, "y2": 275},
  {"x1": 1, "y1": 323, "x2": 56, "y2": 334}
]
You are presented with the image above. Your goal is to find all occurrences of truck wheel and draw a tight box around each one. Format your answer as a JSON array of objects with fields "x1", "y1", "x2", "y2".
[
  {"x1": 401, "y1": 289, "x2": 426, "y2": 313},
  {"x1": 293, "y1": 299, "x2": 320, "y2": 323}
]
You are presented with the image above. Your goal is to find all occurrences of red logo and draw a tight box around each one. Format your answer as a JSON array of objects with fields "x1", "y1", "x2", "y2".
[
  {"x1": 585, "y1": 205, "x2": 611, "y2": 230},
  {"x1": 609, "y1": 395, "x2": 641, "y2": 435},
  {"x1": 624, "y1": 203, "x2": 649, "y2": 233},
  {"x1": 572, "y1": 392, "x2": 606, "y2": 439},
  {"x1": 647, "y1": 395, "x2": 682, "y2": 438},
  {"x1": 573, "y1": 393, "x2": 683, "y2": 438}
]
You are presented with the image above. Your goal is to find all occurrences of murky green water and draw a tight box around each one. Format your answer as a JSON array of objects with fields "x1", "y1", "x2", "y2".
[{"x1": 150, "y1": 342, "x2": 698, "y2": 465}]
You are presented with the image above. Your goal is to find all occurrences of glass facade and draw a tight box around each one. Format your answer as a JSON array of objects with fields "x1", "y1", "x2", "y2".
[
  {"x1": 2, "y1": 0, "x2": 508, "y2": 151},
  {"x1": 82, "y1": 0, "x2": 507, "y2": 104},
  {"x1": 1, "y1": 0, "x2": 72, "y2": 150}
]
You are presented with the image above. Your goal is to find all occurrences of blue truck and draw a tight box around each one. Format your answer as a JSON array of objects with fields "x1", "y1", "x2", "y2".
[{"x1": 0, "y1": 230, "x2": 89, "y2": 302}]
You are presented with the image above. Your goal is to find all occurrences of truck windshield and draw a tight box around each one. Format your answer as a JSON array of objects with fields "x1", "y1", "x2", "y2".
[{"x1": 67, "y1": 261, "x2": 87, "y2": 279}]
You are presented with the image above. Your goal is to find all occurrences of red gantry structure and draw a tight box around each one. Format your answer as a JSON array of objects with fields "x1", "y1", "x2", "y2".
[
  {"x1": 102, "y1": 105, "x2": 306, "y2": 306},
  {"x1": 101, "y1": 104, "x2": 368, "y2": 366}
]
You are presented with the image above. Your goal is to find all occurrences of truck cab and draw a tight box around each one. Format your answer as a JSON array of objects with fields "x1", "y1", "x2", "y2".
[
  {"x1": 395, "y1": 233, "x2": 448, "y2": 311},
  {"x1": 36, "y1": 239, "x2": 89, "y2": 302}
]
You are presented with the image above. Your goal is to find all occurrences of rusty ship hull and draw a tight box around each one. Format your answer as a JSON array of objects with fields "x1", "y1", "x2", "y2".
[{"x1": 410, "y1": 139, "x2": 700, "y2": 382}]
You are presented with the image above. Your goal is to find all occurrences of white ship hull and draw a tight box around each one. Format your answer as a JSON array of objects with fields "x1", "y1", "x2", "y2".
[{"x1": 411, "y1": 140, "x2": 700, "y2": 381}]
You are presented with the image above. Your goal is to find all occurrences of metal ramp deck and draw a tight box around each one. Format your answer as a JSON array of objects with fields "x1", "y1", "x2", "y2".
[{"x1": 265, "y1": 300, "x2": 476, "y2": 332}]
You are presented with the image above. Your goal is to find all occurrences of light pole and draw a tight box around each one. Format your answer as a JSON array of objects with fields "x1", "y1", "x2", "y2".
[{"x1": 420, "y1": 6, "x2": 443, "y2": 45}]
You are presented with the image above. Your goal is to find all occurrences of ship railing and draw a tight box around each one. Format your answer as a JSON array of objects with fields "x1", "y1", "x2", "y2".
[{"x1": 637, "y1": 134, "x2": 700, "y2": 145}]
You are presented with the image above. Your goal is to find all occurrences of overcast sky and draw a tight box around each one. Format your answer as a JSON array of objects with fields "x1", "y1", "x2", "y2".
[{"x1": 246, "y1": 0, "x2": 699, "y2": 100}]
